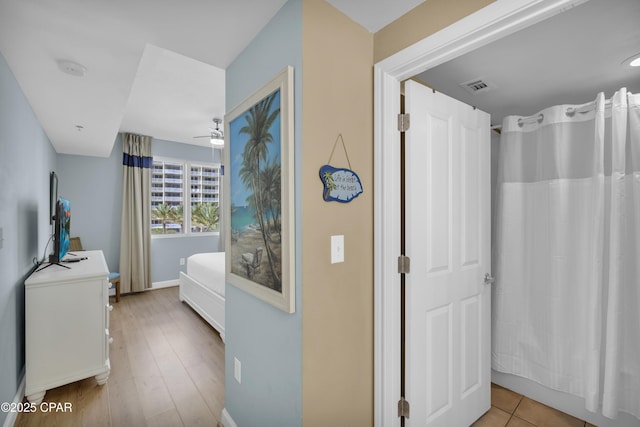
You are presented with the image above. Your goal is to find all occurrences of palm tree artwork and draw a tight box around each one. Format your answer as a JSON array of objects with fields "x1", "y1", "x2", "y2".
[
  {"x1": 230, "y1": 89, "x2": 283, "y2": 292},
  {"x1": 261, "y1": 160, "x2": 282, "y2": 241},
  {"x1": 321, "y1": 170, "x2": 336, "y2": 201}
]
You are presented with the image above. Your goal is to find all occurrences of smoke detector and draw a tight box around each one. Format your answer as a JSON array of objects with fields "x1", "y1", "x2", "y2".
[
  {"x1": 459, "y1": 77, "x2": 497, "y2": 95},
  {"x1": 57, "y1": 59, "x2": 87, "y2": 77}
]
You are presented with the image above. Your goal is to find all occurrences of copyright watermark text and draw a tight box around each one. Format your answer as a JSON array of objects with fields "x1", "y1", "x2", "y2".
[{"x1": 1, "y1": 401, "x2": 73, "y2": 413}]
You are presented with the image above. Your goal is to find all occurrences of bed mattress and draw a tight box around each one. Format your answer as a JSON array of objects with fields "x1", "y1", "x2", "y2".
[{"x1": 186, "y1": 252, "x2": 225, "y2": 297}]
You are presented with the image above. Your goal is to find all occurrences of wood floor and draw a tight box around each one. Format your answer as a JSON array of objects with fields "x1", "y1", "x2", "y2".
[
  {"x1": 15, "y1": 286, "x2": 225, "y2": 427},
  {"x1": 13, "y1": 287, "x2": 599, "y2": 427}
]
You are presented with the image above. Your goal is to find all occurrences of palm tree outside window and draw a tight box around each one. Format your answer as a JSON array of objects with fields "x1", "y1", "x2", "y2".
[{"x1": 151, "y1": 158, "x2": 221, "y2": 235}]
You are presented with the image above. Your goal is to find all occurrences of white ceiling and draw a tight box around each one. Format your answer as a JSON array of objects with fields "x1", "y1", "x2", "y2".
[
  {"x1": 0, "y1": 0, "x2": 419, "y2": 157},
  {"x1": 118, "y1": 44, "x2": 226, "y2": 147},
  {"x1": 1, "y1": 0, "x2": 638, "y2": 157},
  {"x1": 416, "y1": 0, "x2": 640, "y2": 127},
  {"x1": 327, "y1": 0, "x2": 425, "y2": 32}
]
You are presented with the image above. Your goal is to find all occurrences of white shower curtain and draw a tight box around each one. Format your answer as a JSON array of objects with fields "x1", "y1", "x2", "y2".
[{"x1": 492, "y1": 88, "x2": 640, "y2": 420}]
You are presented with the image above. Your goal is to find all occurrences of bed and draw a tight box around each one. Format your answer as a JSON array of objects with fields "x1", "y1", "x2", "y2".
[{"x1": 179, "y1": 252, "x2": 225, "y2": 342}]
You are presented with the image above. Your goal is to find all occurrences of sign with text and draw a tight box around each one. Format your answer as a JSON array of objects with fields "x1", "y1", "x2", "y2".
[{"x1": 319, "y1": 165, "x2": 363, "y2": 203}]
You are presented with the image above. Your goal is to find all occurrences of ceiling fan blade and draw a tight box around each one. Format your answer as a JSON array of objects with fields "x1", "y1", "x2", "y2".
[{"x1": 192, "y1": 118, "x2": 224, "y2": 140}]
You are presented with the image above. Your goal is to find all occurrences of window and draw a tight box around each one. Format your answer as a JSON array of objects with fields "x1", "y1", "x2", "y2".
[
  {"x1": 151, "y1": 158, "x2": 221, "y2": 235},
  {"x1": 189, "y1": 164, "x2": 221, "y2": 232}
]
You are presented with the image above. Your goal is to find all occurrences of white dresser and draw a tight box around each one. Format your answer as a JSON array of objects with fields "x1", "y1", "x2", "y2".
[{"x1": 24, "y1": 250, "x2": 112, "y2": 404}]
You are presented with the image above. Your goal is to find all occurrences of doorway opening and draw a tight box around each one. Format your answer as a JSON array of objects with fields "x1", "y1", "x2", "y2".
[{"x1": 374, "y1": 1, "x2": 590, "y2": 426}]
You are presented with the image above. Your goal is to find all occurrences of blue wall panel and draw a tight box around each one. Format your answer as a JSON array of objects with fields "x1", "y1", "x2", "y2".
[
  {"x1": 0, "y1": 52, "x2": 57, "y2": 426},
  {"x1": 224, "y1": 1, "x2": 303, "y2": 425}
]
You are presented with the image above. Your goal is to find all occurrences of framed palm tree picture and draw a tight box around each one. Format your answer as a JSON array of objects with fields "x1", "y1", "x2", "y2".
[{"x1": 224, "y1": 66, "x2": 295, "y2": 313}]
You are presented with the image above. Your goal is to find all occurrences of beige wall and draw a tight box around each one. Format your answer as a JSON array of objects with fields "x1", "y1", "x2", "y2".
[
  {"x1": 374, "y1": 0, "x2": 494, "y2": 63},
  {"x1": 299, "y1": 1, "x2": 497, "y2": 424},
  {"x1": 301, "y1": 0, "x2": 374, "y2": 425}
]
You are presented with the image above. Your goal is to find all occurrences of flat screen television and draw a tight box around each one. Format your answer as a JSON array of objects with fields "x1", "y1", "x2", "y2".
[
  {"x1": 50, "y1": 197, "x2": 71, "y2": 264},
  {"x1": 49, "y1": 171, "x2": 58, "y2": 225}
]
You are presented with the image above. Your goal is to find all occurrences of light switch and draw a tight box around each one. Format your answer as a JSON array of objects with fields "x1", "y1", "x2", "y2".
[{"x1": 331, "y1": 235, "x2": 344, "y2": 264}]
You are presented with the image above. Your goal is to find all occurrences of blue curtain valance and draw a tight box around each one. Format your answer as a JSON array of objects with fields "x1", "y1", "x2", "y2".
[
  {"x1": 121, "y1": 132, "x2": 152, "y2": 169},
  {"x1": 122, "y1": 153, "x2": 152, "y2": 168}
]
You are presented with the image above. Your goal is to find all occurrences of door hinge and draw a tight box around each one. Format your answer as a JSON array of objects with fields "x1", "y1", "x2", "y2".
[
  {"x1": 398, "y1": 113, "x2": 410, "y2": 132},
  {"x1": 398, "y1": 397, "x2": 410, "y2": 418},
  {"x1": 398, "y1": 255, "x2": 410, "y2": 274}
]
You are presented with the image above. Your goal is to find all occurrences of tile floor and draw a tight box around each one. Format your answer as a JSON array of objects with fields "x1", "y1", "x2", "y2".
[{"x1": 471, "y1": 383, "x2": 597, "y2": 427}]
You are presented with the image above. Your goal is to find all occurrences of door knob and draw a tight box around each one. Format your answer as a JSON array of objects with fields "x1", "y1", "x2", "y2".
[{"x1": 484, "y1": 273, "x2": 495, "y2": 285}]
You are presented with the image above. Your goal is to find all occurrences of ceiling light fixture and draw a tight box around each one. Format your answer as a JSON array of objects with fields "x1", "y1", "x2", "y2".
[
  {"x1": 57, "y1": 59, "x2": 87, "y2": 77},
  {"x1": 622, "y1": 53, "x2": 640, "y2": 67},
  {"x1": 210, "y1": 118, "x2": 224, "y2": 146},
  {"x1": 193, "y1": 118, "x2": 224, "y2": 145}
]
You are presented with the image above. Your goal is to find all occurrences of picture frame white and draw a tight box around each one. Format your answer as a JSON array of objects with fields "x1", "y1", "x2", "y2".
[{"x1": 224, "y1": 66, "x2": 295, "y2": 313}]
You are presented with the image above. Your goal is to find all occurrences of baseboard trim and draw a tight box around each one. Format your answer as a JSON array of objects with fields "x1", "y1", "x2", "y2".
[
  {"x1": 221, "y1": 408, "x2": 237, "y2": 427},
  {"x1": 3, "y1": 368, "x2": 25, "y2": 427},
  {"x1": 150, "y1": 279, "x2": 179, "y2": 290}
]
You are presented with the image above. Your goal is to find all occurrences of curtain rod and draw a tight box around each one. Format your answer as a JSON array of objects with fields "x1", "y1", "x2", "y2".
[{"x1": 491, "y1": 97, "x2": 618, "y2": 131}]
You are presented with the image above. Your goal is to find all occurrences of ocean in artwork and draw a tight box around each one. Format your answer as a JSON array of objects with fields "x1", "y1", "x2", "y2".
[{"x1": 230, "y1": 205, "x2": 257, "y2": 232}]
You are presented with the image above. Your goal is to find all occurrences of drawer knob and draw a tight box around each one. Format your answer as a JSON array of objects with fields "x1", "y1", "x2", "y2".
[
  {"x1": 108, "y1": 305, "x2": 113, "y2": 312},
  {"x1": 109, "y1": 337, "x2": 114, "y2": 344}
]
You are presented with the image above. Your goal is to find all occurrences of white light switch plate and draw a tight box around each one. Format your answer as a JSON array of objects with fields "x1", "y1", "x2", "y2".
[{"x1": 331, "y1": 235, "x2": 344, "y2": 264}]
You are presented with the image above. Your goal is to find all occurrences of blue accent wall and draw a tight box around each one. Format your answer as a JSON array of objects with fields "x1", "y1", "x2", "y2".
[
  {"x1": 224, "y1": 0, "x2": 303, "y2": 425},
  {"x1": 57, "y1": 138, "x2": 124, "y2": 273},
  {"x1": 0, "y1": 52, "x2": 57, "y2": 426}
]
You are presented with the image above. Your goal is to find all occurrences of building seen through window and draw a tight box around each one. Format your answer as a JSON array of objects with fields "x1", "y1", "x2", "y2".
[{"x1": 151, "y1": 159, "x2": 220, "y2": 235}]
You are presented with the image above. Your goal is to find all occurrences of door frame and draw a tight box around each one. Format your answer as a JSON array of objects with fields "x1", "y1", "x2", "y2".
[{"x1": 373, "y1": 1, "x2": 588, "y2": 425}]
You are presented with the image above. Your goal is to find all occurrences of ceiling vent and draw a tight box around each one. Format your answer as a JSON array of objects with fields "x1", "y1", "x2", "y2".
[{"x1": 459, "y1": 78, "x2": 496, "y2": 95}]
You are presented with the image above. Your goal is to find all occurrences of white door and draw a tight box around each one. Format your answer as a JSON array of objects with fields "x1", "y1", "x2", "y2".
[{"x1": 404, "y1": 80, "x2": 491, "y2": 426}]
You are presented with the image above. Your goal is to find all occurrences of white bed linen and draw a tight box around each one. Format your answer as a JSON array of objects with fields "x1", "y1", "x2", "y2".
[{"x1": 186, "y1": 252, "x2": 225, "y2": 296}]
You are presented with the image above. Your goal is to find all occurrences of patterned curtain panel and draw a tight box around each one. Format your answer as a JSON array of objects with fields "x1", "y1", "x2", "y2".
[{"x1": 120, "y1": 133, "x2": 152, "y2": 293}]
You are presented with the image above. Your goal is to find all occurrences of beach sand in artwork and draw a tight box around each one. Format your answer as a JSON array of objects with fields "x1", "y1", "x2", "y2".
[{"x1": 231, "y1": 225, "x2": 282, "y2": 293}]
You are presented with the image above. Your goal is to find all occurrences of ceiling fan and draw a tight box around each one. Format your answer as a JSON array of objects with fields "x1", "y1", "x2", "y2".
[{"x1": 193, "y1": 118, "x2": 224, "y2": 146}]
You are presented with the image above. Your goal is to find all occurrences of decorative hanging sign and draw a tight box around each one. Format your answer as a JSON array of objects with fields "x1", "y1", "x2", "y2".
[{"x1": 319, "y1": 134, "x2": 363, "y2": 203}]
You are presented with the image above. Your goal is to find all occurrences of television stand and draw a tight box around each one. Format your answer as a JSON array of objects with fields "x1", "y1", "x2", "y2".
[
  {"x1": 35, "y1": 261, "x2": 70, "y2": 272},
  {"x1": 25, "y1": 250, "x2": 111, "y2": 404}
]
